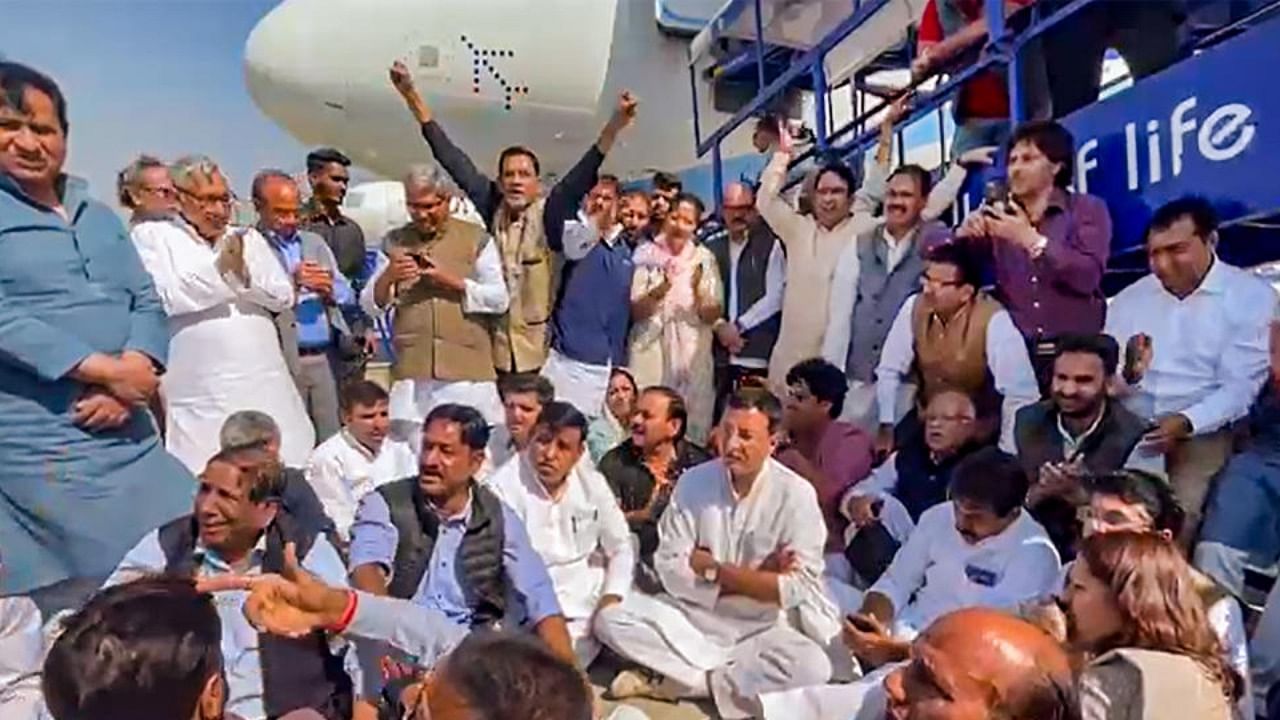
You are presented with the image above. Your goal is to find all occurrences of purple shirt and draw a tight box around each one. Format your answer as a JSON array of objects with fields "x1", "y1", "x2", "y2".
[
  {"x1": 979, "y1": 189, "x2": 1111, "y2": 340},
  {"x1": 778, "y1": 420, "x2": 874, "y2": 552}
]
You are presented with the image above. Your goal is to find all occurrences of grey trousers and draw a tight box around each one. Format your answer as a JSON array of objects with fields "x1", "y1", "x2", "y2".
[{"x1": 298, "y1": 352, "x2": 341, "y2": 442}]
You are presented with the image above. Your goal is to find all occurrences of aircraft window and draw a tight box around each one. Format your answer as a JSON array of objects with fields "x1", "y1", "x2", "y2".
[
  {"x1": 344, "y1": 191, "x2": 365, "y2": 209},
  {"x1": 418, "y1": 46, "x2": 439, "y2": 68}
]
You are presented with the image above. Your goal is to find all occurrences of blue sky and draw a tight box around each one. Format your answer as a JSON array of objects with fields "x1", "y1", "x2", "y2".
[{"x1": 0, "y1": 0, "x2": 305, "y2": 205}]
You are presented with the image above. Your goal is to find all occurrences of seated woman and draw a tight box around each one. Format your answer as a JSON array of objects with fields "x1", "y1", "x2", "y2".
[
  {"x1": 628, "y1": 193, "x2": 722, "y2": 445},
  {"x1": 586, "y1": 368, "x2": 637, "y2": 464},
  {"x1": 1064, "y1": 531, "x2": 1242, "y2": 720}
]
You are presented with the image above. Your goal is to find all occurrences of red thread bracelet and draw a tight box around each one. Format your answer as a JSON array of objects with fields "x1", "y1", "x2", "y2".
[{"x1": 325, "y1": 590, "x2": 358, "y2": 634}]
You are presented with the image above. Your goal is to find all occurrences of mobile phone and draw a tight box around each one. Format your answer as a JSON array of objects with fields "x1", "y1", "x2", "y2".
[
  {"x1": 412, "y1": 253, "x2": 434, "y2": 269},
  {"x1": 983, "y1": 178, "x2": 1009, "y2": 208},
  {"x1": 847, "y1": 614, "x2": 879, "y2": 633}
]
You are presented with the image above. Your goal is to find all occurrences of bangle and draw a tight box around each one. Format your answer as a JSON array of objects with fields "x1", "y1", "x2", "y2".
[{"x1": 325, "y1": 590, "x2": 358, "y2": 634}]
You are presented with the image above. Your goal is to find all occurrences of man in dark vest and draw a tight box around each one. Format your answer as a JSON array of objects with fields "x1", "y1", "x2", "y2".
[
  {"x1": 1015, "y1": 333, "x2": 1154, "y2": 557},
  {"x1": 705, "y1": 182, "x2": 784, "y2": 419},
  {"x1": 822, "y1": 165, "x2": 946, "y2": 432},
  {"x1": 101, "y1": 444, "x2": 355, "y2": 720},
  {"x1": 348, "y1": 403, "x2": 575, "y2": 666}
]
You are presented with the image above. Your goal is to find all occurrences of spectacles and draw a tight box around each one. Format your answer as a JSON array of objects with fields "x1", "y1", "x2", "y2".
[{"x1": 178, "y1": 187, "x2": 233, "y2": 208}]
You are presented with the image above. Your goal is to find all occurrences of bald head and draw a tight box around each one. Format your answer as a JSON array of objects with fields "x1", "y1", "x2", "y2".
[
  {"x1": 885, "y1": 609, "x2": 1079, "y2": 720},
  {"x1": 723, "y1": 182, "x2": 758, "y2": 235}
]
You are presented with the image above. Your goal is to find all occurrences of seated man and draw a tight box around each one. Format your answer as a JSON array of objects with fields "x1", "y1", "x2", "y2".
[
  {"x1": 220, "y1": 410, "x2": 336, "y2": 537},
  {"x1": 105, "y1": 445, "x2": 354, "y2": 720},
  {"x1": 595, "y1": 388, "x2": 834, "y2": 719},
  {"x1": 43, "y1": 577, "x2": 230, "y2": 720},
  {"x1": 874, "y1": 241, "x2": 1039, "y2": 456},
  {"x1": 306, "y1": 380, "x2": 415, "y2": 542},
  {"x1": 883, "y1": 608, "x2": 1080, "y2": 720},
  {"x1": 1015, "y1": 333, "x2": 1157, "y2": 557},
  {"x1": 777, "y1": 358, "x2": 873, "y2": 587},
  {"x1": 488, "y1": 372, "x2": 556, "y2": 472},
  {"x1": 488, "y1": 401, "x2": 635, "y2": 666},
  {"x1": 349, "y1": 403, "x2": 574, "y2": 664},
  {"x1": 758, "y1": 607, "x2": 1080, "y2": 720},
  {"x1": 1197, "y1": 319, "x2": 1280, "y2": 597},
  {"x1": 598, "y1": 386, "x2": 711, "y2": 574},
  {"x1": 1106, "y1": 196, "x2": 1277, "y2": 545},
  {"x1": 842, "y1": 390, "x2": 986, "y2": 543},
  {"x1": 843, "y1": 448, "x2": 1060, "y2": 670}
]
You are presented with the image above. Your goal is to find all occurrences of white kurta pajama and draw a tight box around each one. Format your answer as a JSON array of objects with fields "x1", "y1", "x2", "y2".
[
  {"x1": 488, "y1": 453, "x2": 634, "y2": 666},
  {"x1": 362, "y1": 240, "x2": 510, "y2": 430},
  {"x1": 594, "y1": 458, "x2": 836, "y2": 719},
  {"x1": 131, "y1": 221, "x2": 314, "y2": 471}
]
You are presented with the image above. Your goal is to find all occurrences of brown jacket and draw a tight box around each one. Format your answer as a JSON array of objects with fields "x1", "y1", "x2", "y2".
[
  {"x1": 386, "y1": 219, "x2": 496, "y2": 382},
  {"x1": 491, "y1": 197, "x2": 555, "y2": 372}
]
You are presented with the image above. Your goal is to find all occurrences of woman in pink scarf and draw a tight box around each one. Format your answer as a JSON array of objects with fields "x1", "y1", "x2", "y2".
[{"x1": 629, "y1": 194, "x2": 722, "y2": 444}]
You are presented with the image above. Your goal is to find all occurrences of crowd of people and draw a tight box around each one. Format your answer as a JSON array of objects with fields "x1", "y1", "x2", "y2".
[{"x1": 1, "y1": 22, "x2": 1279, "y2": 720}]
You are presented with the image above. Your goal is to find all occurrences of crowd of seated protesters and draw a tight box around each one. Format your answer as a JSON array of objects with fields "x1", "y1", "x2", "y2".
[{"x1": 6, "y1": 26, "x2": 1280, "y2": 720}]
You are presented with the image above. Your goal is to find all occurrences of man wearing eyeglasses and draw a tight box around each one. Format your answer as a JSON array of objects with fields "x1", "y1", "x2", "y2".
[
  {"x1": 117, "y1": 154, "x2": 177, "y2": 225},
  {"x1": 873, "y1": 241, "x2": 1039, "y2": 458},
  {"x1": 131, "y1": 154, "x2": 315, "y2": 473}
]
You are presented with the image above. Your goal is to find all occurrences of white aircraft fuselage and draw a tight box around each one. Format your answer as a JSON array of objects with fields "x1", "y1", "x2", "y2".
[{"x1": 244, "y1": 0, "x2": 750, "y2": 184}]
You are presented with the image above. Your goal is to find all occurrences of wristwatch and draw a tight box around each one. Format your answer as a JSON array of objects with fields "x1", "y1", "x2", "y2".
[{"x1": 701, "y1": 562, "x2": 721, "y2": 584}]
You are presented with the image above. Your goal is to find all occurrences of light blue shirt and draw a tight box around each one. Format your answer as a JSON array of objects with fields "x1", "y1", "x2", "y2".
[
  {"x1": 104, "y1": 528, "x2": 357, "y2": 720},
  {"x1": 267, "y1": 230, "x2": 356, "y2": 350},
  {"x1": 346, "y1": 592, "x2": 467, "y2": 667},
  {"x1": 349, "y1": 487, "x2": 563, "y2": 628}
]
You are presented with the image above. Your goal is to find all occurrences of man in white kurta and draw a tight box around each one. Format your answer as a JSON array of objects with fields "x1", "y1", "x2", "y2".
[
  {"x1": 595, "y1": 392, "x2": 834, "y2": 718},
  {"x1": 131, "y1": 156, "x2": 314, "y2": 472},
  {"x1": 487, "y1": 401, "x2": 633, "y2": 666},
  {"x1": 305, "y1": 380, "x2": 416, "y2": 541}
]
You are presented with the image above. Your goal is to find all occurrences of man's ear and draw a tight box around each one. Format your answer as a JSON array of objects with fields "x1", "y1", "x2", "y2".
[{"x1": 197, "y1": 672, "x2": 225, "y2": 720}]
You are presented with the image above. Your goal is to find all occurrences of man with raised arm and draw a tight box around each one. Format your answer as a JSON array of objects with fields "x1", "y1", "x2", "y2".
[{"x1": 389, "y1": 60, "x2": 637, "y2": 376}]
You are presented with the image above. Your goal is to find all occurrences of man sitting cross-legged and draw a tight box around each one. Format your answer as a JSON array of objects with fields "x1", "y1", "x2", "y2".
[{"x1": 594, "y1": 388, "x2": 835, "y2": 718}]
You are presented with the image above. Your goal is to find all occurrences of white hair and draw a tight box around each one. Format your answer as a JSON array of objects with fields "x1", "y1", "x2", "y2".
[
  {"x1": 169, "y1": 154, "x2": 223, "y2": 191},
  {"x1": 219, "y1": 410, "x2": 280, "y2": 450},
  {"x1": 402, "y1": 163, "x2": 456, "y2": 195}
]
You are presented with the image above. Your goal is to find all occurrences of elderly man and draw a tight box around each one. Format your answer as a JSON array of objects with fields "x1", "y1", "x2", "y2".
[
  {"x1": 105, "y1": 445, "x2": 355, "y2": 720},
  {"x1": 488, "y1": 402, "x2": 634, "y2": 666},
  {"x1": 391, "y1": 61, "x2": 637, "y2": 375},
  {"x1": 841, "y1": 448, "x2": 1059, "y2": 670},
  {"x1": 704, "y1": 182, "x2": 785, "y2": 415},
  {"x1": 256, "y1": 170, "x2": 356, "y2": 442},
  {"x1": 131, "y1": 155, "x2": 314, "y2": 472},
  {"x1": 596, "y1": 388, "x2": 834, "y2": 718},
  {"x1": 0, "y1": 61, "x2": 193, "y2": 611},
  {"x1": 874, "y1": 242, "x2": 1039, "y2": 457},
  {"x1": 1106, "y1": 196, "x2": 1277, "y2": 545},
  {"x1": 117, "y1": 154, "x2": 177, "y2": 225},
  {"x1": 361, "y1": 164, "x2": 509, "y2": 440},
  {"x1": 541, "y1": 174, "x2": 638, "y2": 418}
]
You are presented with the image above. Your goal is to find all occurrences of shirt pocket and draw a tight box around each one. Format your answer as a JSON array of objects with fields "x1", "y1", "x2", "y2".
[{"x1": 571, "y1": 508, "x2": 603, "y2": 557}]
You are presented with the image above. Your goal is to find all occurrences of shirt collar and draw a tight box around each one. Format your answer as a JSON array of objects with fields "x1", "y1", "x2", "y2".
[
  {"x1": 1191, "y1": 255, "x2": 1229, "y2": 296},
  {"x1": 1045, "y1": 187, "x2": 1071, "y2": 215},
  {"x1": 722, "y1": 458, "x2": 767, "y2": 503},
  {"x1": 1056, "y1": 404, "x2": 1106, "y2": 448},
  {"x1": 341, "y1": 429, "x2": 379, "y2": 462},
  {"x1": 194, "y1": 532, "x2": 268, "y2": 573},
  {"x1": 429, "y1": 489, "x2": 474, "y2": 524},
  {"x1": 0, "y1": 171, "x2": 89, "y2": 218}
]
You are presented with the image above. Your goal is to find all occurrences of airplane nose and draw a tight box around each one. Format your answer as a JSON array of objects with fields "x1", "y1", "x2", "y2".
[{"x1": 244, "y1": 0, "x2": 347, "y2": 142}]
